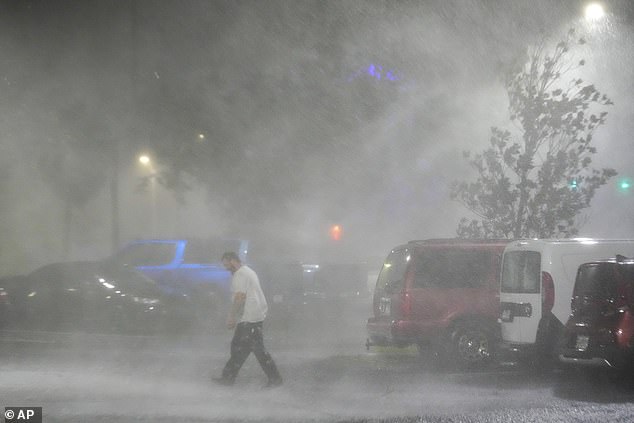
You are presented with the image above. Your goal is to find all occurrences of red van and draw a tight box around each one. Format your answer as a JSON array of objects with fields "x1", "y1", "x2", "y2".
[{"x1": 366, "y1": 239, "x2": 509, "y2": 367}]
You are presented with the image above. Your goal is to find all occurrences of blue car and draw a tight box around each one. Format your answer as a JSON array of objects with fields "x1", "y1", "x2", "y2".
[{"x1": 107, "y1": 238, "x2": 249, "y2": 327}]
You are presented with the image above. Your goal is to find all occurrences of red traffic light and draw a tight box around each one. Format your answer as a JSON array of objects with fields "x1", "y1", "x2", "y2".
[{"x1": 329, "y1": 224, "x2": 342, "y2": 241}]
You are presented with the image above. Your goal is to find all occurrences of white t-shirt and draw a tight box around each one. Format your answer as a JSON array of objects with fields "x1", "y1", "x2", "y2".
[{"x1": 232, "y1": 265, "x2": 268, "y2": 323}]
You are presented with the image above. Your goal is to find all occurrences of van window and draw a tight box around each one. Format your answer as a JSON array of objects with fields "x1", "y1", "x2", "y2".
[
  {"x1": 501, "y1": 251, "x2": 541, "y2": 293},
  {"x1": 413, "y1": 249, "x2": 490, "y2": 289},
  {"x1": 375, "y1": 249, "x2": 409, "y2": 293}
]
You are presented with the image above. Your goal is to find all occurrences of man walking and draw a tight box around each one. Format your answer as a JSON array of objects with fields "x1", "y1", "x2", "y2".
[{"x1": 212, "y1": 251, "x2": 283, "y2": 388}]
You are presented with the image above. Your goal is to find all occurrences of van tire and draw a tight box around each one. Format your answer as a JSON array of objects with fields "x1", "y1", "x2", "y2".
[{"x1": 449, "y1": 322, "x2": 495, "y2": 368}]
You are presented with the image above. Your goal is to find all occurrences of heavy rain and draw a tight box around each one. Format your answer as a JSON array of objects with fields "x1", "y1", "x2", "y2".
[{"x1": 1, "y1": 1, "x2": 634, "y2": 422}]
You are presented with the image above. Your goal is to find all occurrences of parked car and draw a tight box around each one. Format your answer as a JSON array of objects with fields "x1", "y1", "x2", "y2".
[
  {"x1": 499, "y1": 239, "x2": 634, "y2": 365},
  {"x1": 254, "y1": 261, "x2": 370, "y2": 330},
  {"x1": 0, "y1": 261, "x2": 191, "y2": 335},
  {"x1": 366, "y1": 239, "x2": 509, "y2": 368},
  {"x1": 558, "y1": 256, "x2": 634, "y2": 371},
  {"x1": 310, "y1": 262, "x2": 370, "y2": 299}
]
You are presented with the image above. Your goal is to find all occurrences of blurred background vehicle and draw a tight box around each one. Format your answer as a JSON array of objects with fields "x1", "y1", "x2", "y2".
[
  {"x1": 256, "y1": 260, "x2": 372, "y2": 337},
  {"x1": 0, "y1": 261, "x2": 192, "y2": 335},
  {"x1": 106, "y1": 238, "x2": 248, "y2": 292},
  {"x1": 0, "y1": 237, "x2": 376, "y2": 339},
  {"x1": 106, "y1": 238, "x2": 241, "y2": 330}
]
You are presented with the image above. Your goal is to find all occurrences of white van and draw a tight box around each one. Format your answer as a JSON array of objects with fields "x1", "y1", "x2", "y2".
[{"x1": 499, "y1": 238, "x2": 634, "y2": 362}]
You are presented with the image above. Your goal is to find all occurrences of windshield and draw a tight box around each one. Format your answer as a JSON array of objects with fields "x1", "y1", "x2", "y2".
[{"x1": 574, "y1": 262, "x2": 634, "y2": 299}]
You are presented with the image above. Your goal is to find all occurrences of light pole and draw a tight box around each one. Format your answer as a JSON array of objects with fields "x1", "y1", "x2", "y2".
[
  {"x1": 138, "y1": 154, "x2": 157, "y2": 237},
  {"x1": 110, "y1": 140, "x2": 120, "y2": 254}
]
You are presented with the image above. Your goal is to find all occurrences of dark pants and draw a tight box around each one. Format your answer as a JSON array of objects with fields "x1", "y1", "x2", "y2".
[{"x1": 221, "y1": 321, "x2": 281, "y2": 383}]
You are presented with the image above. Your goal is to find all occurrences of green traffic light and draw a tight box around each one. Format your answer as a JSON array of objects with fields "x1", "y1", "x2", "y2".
[{"x1": 617, "y1": 178, "x2": 631, "y2": 192}]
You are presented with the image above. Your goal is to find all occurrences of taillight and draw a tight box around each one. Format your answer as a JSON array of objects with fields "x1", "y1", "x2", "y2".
[
  {"x1": 616, "y1": 308, "x2": 634, "y2": 349},
  {"x1": 542, "y1": 271, "x2": 555, "y2": 313},
  {"x1": 400, "y1": 291, "x2": 411, "y2": 317}
]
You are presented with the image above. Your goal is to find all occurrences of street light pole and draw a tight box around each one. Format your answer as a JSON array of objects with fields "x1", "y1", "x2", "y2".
[
  {"x1": 139, "y1": 154, "x2": 157, "y2": 237},
  {"x1": 110, "y1": 140, "x2": 120, "y2": 254},
  {"x1": 150, "y1": 175, "x2": 157, "y2": 237}
]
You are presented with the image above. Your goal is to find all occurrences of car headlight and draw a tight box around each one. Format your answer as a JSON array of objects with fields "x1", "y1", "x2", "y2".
[{"x1": 132, "y1": 296, "x2": 161, "y2": 305}]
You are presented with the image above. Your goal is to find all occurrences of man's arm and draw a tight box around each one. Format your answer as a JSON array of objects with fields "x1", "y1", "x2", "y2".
[{"x1": 227, "y1": 292, "x2": 246, "y2": 329}]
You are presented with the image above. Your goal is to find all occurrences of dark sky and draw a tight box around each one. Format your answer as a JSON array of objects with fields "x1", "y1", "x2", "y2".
[{"x1": 1, "y1": 0, "x2": 633, "y2": 270}]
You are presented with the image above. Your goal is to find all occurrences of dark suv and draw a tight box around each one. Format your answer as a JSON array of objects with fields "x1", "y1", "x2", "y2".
[
  {"x1": 558, "y1": 256, "x2": 634, "y2": 371},
  {"x1": 366, "y1": 239, "x2": 508, "y2": 367}
]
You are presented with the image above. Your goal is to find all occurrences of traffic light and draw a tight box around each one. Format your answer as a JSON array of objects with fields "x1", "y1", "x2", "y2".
[
  {"x1": 329, "y1": 224, "x2": 342, "y2": 241},
  {"x1": 618, "y1": 178, "x2": 631, "y2": 191},
  {"x1": 569, "y1": 179, "x2": 578, "y2": 190}
]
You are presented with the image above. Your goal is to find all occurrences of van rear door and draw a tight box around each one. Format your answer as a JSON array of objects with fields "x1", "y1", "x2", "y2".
[
  {"x1": 373, "y1": 248, "x2": 409, "y2": 319},
  {"x1": 500, "y1": 250, "x2": 542, "y2": 344}
]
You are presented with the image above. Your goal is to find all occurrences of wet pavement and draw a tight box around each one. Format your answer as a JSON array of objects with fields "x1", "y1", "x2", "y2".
[
  {"x1": 2, "y1": 322, "x2": 634, "y2": 423},
  {"x1": 2, "y1": 299, "x2": 634, "y2": 423}
]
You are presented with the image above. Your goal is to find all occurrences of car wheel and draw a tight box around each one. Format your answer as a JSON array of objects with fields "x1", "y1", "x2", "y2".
[{"x1": 450, "y1": 322, "x2": 494, "y2": 368}]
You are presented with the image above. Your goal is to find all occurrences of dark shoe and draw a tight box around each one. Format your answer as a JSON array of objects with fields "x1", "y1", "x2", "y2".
[
  {"x1": 211, "y1": 377, "x2": 234, "y2": 386},
  {"x1": 264, "y1": 377, "x2": 283, "y2": 389}
]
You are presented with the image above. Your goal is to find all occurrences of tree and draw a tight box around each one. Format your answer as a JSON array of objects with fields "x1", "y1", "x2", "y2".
[
  {"x1": 451, "y1": 29, "x2": 616, "y2": 239},
  {"x1": 36, "y1": 104, "x2": 110, "y2": 258}
]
